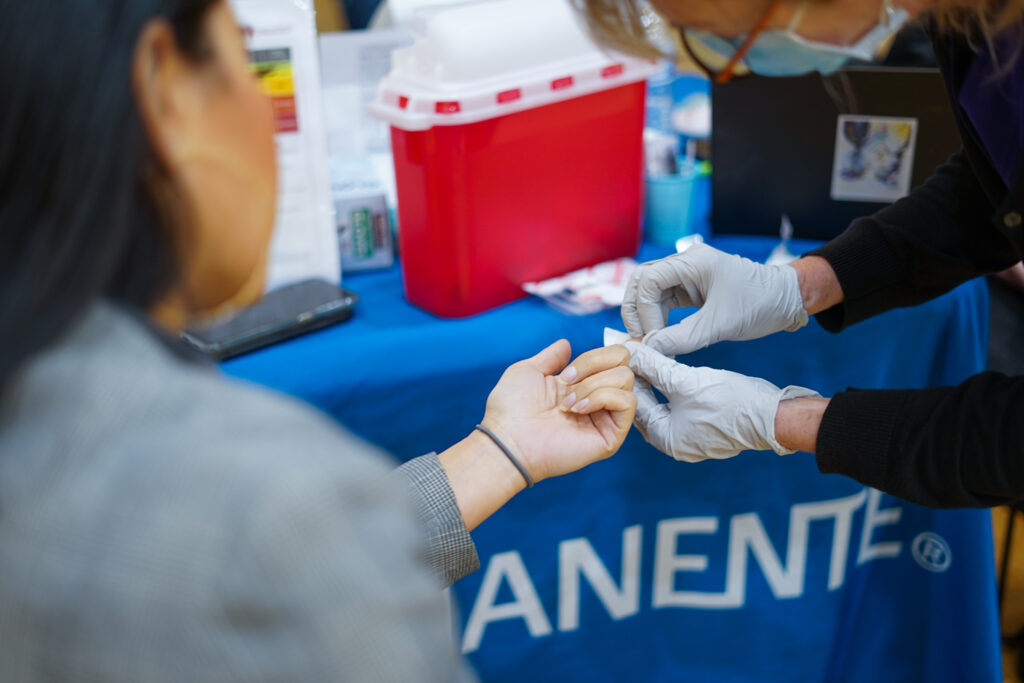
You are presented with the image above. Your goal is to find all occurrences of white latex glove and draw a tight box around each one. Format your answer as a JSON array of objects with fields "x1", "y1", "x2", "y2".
[
  {"x1": 626, "y1": 342, "x2": 820, "y2": 462},
  {"x1": 621, "y1": 243, "x2": 809, "y2": 356}
]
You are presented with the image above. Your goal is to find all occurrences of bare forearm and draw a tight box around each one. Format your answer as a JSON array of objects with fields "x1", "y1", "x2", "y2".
[
  {"x1": 770, "y1": 257, "x2": 839, "y2": 453},
  {"x1": 790, "y1": 256, "x2": 843, "y2": 315},
  {"x1": 775, "y1": 396, "x2": 830, "y2": 453},
  {"x1": 437, "y1": 430, "x2": 526, "y2": 532}
]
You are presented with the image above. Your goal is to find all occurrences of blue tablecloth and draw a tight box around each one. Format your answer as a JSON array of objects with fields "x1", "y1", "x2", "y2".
[{"x1": 225, "y1": 236, "x2": 1000, "y2": 682}]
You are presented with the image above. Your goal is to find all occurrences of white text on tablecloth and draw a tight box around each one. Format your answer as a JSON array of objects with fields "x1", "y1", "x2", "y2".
[{"x1": 461, "y1": 488, "x2": 924, "y2": 653}]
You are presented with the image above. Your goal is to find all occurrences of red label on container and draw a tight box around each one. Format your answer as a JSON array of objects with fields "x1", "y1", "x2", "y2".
[
  {"x1": 551, "y1": 76, "x2": 574, "y2": 90},
  {"x1": 398, "y1": 95, "x2": 409, "y2": 109},
  {"x1": 497, "y1": 88, "x2": 521, "y2": 104},
  {"x1": 435, "y1": 101, "x2": 461, "y2": 114},
  {"x1": 601, "y1": 64, "x2": 625, "y2": 78}
]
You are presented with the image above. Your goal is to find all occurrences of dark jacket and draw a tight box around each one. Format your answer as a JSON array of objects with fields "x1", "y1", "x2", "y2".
[{"x1": 810, "y1": 21, "x2": 1024, "y2": 508}]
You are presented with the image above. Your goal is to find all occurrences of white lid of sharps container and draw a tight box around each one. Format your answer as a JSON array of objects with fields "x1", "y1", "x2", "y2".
[{"x1": 369, "y1": 0, "x2": 659, "y2": 131}]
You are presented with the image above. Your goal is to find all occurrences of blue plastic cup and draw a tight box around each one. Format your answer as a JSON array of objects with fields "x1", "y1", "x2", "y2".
[{"x1": 644, "y1": 165, "x2": 711, "y2": 247}]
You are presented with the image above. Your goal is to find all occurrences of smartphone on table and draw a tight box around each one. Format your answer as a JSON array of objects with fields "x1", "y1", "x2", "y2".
[{"x1": 181, "y1": 279, "x2": 357, "y2": 361}]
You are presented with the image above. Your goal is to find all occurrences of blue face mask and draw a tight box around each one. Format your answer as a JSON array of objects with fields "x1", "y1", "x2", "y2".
[{"x1": 688, "y1": 0, "x2": 909, "y2": 77}]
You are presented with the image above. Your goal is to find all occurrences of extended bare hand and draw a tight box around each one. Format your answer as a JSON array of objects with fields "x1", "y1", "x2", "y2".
[{"x1": 481, "y1": 340, "x2": 636, "y2": 482}]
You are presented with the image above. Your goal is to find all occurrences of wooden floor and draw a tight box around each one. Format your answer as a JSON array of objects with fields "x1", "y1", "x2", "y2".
[{"x1": 994, "y1": 507, "x2": 1024, "y2": 682}]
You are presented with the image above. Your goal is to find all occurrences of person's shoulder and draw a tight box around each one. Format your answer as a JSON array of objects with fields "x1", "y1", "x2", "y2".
[
  {"x1": 0, "y1": 306, "x2": 451, "y2": 680},
  {"x1": 104, "y1": 310, "x2": 401, "y2": 501},
  {"x1": 117, "y1": 304, "x2": 390, "y2": 459},
  {"x1": 158, "y1": 357, "x2": 388, "y2": 468},
  {"x1": 149, "y1": 366, "x2": 405, "y2": 513},
  {"x1": 2, "y1": 301, "x2": 402, "y2": 526}
]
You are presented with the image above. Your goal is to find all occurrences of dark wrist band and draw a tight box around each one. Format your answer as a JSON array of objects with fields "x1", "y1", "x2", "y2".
[{"x1": 474, "y1": 424, "x2": 534, "y2": 488}]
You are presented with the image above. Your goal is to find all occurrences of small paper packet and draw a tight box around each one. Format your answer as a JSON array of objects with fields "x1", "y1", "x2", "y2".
[
  {"x1": 523, "y1": 258, "x2": 637, "y2": 316},
  {"x1": 603, "y1": 327, "x2": 631, "y2": 347}
]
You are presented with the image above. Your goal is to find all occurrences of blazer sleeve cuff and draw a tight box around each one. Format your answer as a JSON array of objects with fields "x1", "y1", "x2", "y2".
[{"x1": 395, "y1": 453, "x2": 480, "y2": 587}]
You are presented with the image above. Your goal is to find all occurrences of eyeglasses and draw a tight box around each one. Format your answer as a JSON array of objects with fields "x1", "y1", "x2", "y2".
[{"x1": 674, "y1": 0, "x2": 783, "y2": 84}]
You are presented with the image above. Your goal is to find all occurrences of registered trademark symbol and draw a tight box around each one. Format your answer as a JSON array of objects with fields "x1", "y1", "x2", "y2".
[{"x1": 912, "y1": 532, "x2": 952, "y2": 573}]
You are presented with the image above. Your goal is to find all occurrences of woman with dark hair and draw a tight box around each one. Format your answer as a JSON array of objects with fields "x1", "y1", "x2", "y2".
[
  {"x1": 574, "y1": 0, "x2": 1024, "y2": 508},
  {"x1": 0, "y1": 2, "x2": 636, "y2": 679}
]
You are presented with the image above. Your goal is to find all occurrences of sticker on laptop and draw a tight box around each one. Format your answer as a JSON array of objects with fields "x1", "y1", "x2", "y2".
[{"x1": 830, "y1": 115, "x2": 918, "y2": 203}]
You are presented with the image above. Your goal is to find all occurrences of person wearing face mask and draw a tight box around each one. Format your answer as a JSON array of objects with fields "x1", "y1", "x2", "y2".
[
  {"x1": 0, "y1": 2, "x2": 639, "y2": 680},
  {"x1": 572, "y1": 0, "x2": 1024, "y2": 509}
]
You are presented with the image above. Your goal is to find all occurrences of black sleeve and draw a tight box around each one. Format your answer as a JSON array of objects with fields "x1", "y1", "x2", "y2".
[
  {"x1": 809, "y1": 150, "x2": 1019, "y2": 332},
  {"x1": 815, "y1": 371, "x2": 1024, "y2": 508}
]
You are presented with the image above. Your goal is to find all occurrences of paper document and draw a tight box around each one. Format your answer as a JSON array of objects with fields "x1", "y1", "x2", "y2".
[
  {"x1": 319, "y1": 28, "x2": 413, "y2": 210},
  {"x1": 231, "y1": 0, "x2": 340, "y2": 290},
  {"x1": 319, "y1": 28, "x2": 412, "y2": 159}
]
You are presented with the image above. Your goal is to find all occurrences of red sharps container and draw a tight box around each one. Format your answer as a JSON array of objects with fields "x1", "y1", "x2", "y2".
[{"x1": 371, "y1": 0, "x2": 656, "y2": 317}]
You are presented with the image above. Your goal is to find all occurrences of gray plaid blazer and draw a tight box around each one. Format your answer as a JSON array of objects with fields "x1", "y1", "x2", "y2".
[{"x1": 0, "y1": 304, "x2": 478, "y2": 681}]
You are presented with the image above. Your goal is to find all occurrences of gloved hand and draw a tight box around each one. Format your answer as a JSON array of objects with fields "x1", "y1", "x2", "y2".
[
  {"x1": 626, "y1": 342, "x2": 819, "y2": 462},
  {"x1": 621, "y1": 243, "x2": 809, "y2": 356}
]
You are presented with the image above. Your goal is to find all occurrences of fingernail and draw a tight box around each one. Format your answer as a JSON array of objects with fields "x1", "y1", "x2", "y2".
[
  {"x1": 571, "y1": 398, "x2": 590, "y2": 413},
  {"x1": 562, "y1": 392, "x2": 577, "y2": 410},
  {"x1": 559, "y1": 366, "x2": 578, "y2": 383}
]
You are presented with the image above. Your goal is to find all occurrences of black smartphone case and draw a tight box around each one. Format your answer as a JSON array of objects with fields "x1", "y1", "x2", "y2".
[{"x1": 181, "y1": 279, "x2": 357, "y2": 361}]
